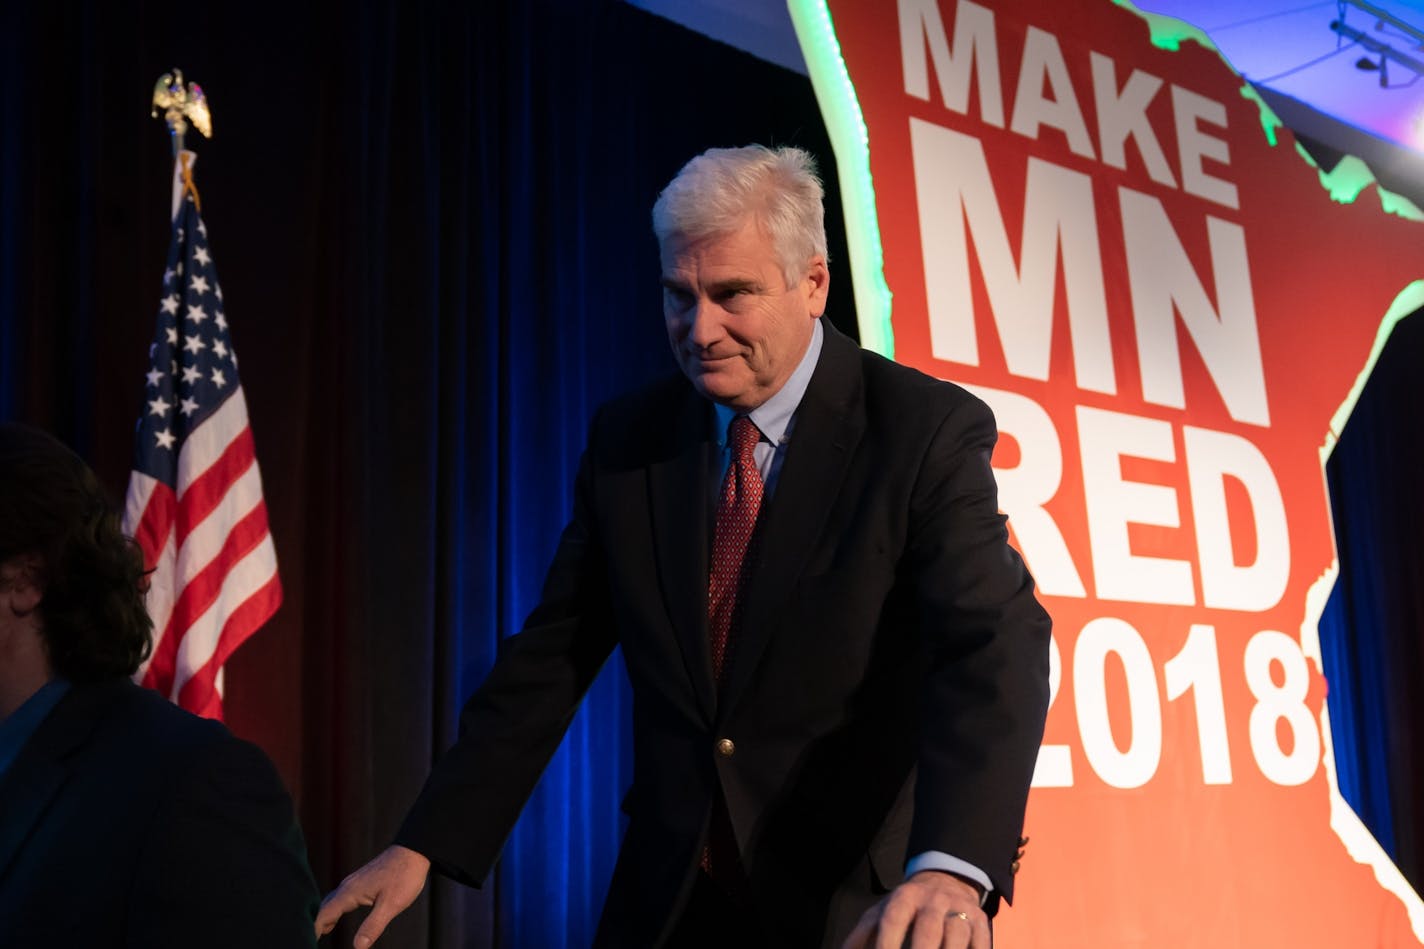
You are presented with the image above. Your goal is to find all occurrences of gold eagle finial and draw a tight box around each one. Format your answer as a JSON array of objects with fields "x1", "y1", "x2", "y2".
[{"x1": 151, "y1": 69, "x2": 212, "y2": 148}]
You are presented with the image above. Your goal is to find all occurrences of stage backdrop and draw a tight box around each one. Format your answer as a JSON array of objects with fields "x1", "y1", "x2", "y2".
[{"x1": 792, "y1": 0, "x2": 1424, "y2": 945}]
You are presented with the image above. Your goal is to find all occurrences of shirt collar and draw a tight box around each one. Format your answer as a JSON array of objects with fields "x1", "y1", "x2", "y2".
[
  {"x1": 715, "y1": 319, "x2": 824, "y2": 445},
  {"x1": 0, "y1": 677, "x2": 71, "y2": 779}
]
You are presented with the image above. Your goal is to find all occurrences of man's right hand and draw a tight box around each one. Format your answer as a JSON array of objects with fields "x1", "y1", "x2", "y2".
[{"x1": 316, "y1": 844, "x2": 431, "y2": 947}]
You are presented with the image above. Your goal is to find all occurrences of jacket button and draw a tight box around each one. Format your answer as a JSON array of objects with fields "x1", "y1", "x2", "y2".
[{"x1": 715, "y1": 738, "x2": 736, "y2": 757}]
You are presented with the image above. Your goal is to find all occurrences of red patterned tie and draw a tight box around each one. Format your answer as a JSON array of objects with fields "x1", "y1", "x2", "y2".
[
  {"x1": 708, "y1": 415, "x2": 764, "y2": 684},
  {"x1": 701, "y1": 416, "x2": 762, "y2": 884}
]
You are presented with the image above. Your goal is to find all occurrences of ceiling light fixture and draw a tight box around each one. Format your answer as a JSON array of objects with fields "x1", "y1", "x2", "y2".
[
  {"x1": 1330, "y1": 12, "x2": 1424, "y2": 87},
  {"x1": 1342, "y1": 0, "x2": 1424, "y2": 45}
]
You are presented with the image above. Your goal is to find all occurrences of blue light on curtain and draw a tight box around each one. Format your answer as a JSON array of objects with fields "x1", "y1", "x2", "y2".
[
  {"x1": 1319, "y1": 580, "x2": 1397, "y2": 855},
  {"x1": 425, "y1": 3, "x2": 661, "y2": 944}
]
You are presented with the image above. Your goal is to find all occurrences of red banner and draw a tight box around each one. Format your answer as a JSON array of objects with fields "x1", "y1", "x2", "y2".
[{"x1": 794, "y1": 0, "x2": 1424, "y2": 944}]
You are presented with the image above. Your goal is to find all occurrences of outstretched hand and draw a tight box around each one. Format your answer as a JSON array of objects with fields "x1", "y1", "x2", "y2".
[
  {"x1": 841, "y1": 871, "x2": 990, "y2": 949},
  {"x1": 315, "y1": 845, "x2": 431, "y2": 947}
]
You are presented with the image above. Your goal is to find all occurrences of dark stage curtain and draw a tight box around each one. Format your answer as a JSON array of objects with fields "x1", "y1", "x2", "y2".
[
  {"x1": 1320, "y1": 309, "x2": 1424, "y2": 892},
  {"x1": 0, "y1": 2, "x2": 853, "y2": 946}
]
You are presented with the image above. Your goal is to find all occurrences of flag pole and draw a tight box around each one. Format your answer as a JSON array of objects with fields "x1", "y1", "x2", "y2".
[{"x1": 151, "y1": 69, "x2": 212, "y2": 219}]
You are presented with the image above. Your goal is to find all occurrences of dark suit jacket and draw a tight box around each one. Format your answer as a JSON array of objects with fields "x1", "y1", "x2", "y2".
[
  {"x1": 398, "y1": 324, "x2": 1051, "y2": 946},
  {"x1": 0, "y1": 678, "x2": 319, "y2": 948}
]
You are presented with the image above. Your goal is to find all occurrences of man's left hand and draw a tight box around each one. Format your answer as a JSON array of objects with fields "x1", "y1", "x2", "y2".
[{"x1": 841, "y1": 871, "x2": 990, "y2": 949}]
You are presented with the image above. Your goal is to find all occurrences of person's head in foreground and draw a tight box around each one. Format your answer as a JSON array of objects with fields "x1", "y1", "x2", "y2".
[{"x1": 0, "y1": 423, "x2": 151, "y2": 718}]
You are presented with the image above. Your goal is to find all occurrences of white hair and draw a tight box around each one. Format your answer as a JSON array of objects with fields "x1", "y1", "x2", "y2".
[{"x1": 651, "y1": 145, "x2": 828, "y2": 285}]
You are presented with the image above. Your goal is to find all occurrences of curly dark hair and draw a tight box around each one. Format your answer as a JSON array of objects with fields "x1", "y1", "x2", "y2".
[{"x1": 0, "y1": 423, "x2": 152, "y2": 682}]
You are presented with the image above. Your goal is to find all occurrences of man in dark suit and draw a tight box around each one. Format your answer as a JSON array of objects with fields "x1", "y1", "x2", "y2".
[
  {"x1": 0, "y1": 423, "x2": 319, "y2": 948},
  {"x1": 318, "y1": 146, "x2": 1051, "y2": 948}
]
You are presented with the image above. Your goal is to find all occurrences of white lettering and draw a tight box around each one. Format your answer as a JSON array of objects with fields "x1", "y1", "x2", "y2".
[
  {"x1": 1090, "y1": 52, "x2": 1175, "y2": 188},
  {"x1": 1245, "y1": 631, "x2": 1320, "y2": 786},
  {"x1": 911, "y1": 118, "x2": 1115, "y2": 393},
  {"x1": 899, "y1": 0, "x2": 1004, "y2": 127},
  {"x1": 1030, "y1": 632, "x2": 1073, "y2": 786},
  {"x1": 1074, "y1": 616, "x2": 1162, "y2": 788},
  {"x1": 961, "y1": 383, "x2": 1087, "y2": 597},
  {"x1": 1183, "y1": 426, "x2": 1289, "y2": 611},
  {"x1": 1077, "y1": 405, "x2": 1195, "y2": 605},
  {"x1": 1010, "y1": 26, "x2": 1096, "y2": 159},
  {"x1": 1119, "y1": 187, "x2": 1270, "y2": 426},
  {"x1": 1172, "y1": 85, "x2": 1238, "y2": 209}
]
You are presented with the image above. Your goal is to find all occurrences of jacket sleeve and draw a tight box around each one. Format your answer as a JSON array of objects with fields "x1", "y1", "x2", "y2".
[{"x1": 903, "y1": 391, "x2": 1052, "y2": 912}]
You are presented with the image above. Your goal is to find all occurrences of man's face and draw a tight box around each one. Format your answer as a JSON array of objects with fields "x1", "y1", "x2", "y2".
[{"x1": 660, "y1": 219, "x2": 829, "y2": 411}]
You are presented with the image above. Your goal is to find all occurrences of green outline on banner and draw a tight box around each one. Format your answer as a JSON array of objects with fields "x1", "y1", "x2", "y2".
[
  {"x1": 1295, "y1": 147, "x2": 1424, "y2": 221},
  {"x1": 1111, "y1": 0, "x2": 1215, "y2": 52},
  {"x1": 788, "y1": 0, "x2": 895, "y2": 358},
  {"x1": 1325, "y1": 281, "x2": 1424, "y2": 460}
]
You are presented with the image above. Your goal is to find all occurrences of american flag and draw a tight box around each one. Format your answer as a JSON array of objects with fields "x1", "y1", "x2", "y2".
[{"x1": 122, "y1": 179, "x2": 281, "y2": 720}]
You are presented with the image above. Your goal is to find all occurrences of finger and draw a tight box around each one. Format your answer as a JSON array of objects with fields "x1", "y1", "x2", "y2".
[
  {"x1": 938, "y1": 910, "x2": 971, "y2": 949},
  {"x1": 968, "y1": 913, "x2": 991, "y2": 949},
  {"x1": 873, "y1": 897, "x2": 915, "y2": 949},
  {"x1": 907, "y1": 907, "x2": 945, "y2": 949},
  {"x1": 841, "y1": 903, "x2": 882, "y2": 949},
  {"x1": 353, "y1": 895, "x2": 398, "y2": 949},
  {"x1": 315, "y1": 884, "x2": 369, "y2": 937}
]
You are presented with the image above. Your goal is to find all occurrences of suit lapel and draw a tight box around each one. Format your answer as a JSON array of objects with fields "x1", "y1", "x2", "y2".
[
  {"x1": 647, "y1": 389, "x2": 717, "y2": 723},
  {"x1": 0, "y1": 685, "x2": 105, "y2": 880},
  {"x1": 721, "y1": 324, "x2": 866, "y2": 716}
]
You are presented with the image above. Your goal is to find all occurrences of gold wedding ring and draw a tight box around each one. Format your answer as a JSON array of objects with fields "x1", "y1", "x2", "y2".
[{"x1": 947, "y1": 910, "x2": 970, "y2": 923}]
